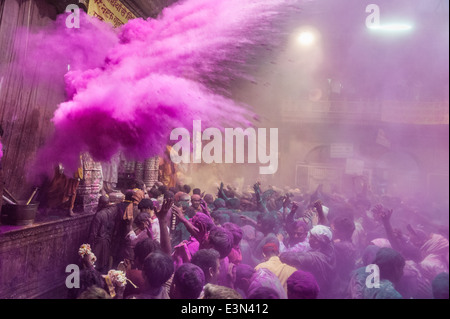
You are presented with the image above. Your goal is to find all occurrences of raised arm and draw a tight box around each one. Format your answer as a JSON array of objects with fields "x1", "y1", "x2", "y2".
[
  {"x1": 313, "y1": 200, "x2": 329, "y2": 226},
  {"x1": 171, "y1": 205, "x2": 200, "y2": 239},
  {"x1": 253, "y1": 182, "x2": 269, "y2": 214},
  {"x1": 218, "y1": 182, "x2": 229, "y2": 201},
  {"x1": 155, "y1": 197, "x2": 174, "y2": 255},
  {"x1": 372, "y1": 204, "x2": 401, "y2": 249}
]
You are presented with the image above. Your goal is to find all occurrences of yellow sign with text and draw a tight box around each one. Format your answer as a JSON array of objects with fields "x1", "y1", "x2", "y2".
[{"x1": 88, "y1": 0, "x2": 136, "y2": 27}]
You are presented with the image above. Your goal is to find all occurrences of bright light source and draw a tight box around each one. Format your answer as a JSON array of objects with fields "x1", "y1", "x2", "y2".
[
  {"x1": 297, "y1": 31, "x2": 315, "y2": 46},
  {"x1": 368, "y1": 24, "x2": 413, "y2": 31}
]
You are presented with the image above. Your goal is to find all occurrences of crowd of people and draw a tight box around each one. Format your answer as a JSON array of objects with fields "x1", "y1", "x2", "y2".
[{"x1": 71, "y1": 178, "x2": 449, "y2": 299}]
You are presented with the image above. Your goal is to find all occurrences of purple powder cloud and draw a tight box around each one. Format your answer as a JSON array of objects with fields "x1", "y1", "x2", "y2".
[{"x1": 26, "y1": 0, "x2": 302, "y2": 181}]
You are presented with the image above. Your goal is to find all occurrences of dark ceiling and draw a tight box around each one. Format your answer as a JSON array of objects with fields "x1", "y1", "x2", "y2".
[{"x1": 44, "y1": 0, "x2": 178, "y2": 18}]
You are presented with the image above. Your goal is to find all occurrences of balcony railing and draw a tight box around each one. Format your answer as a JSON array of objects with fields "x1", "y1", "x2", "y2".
[{"x1": 280, "y1": 99, "x2": 449, "y2": 125}]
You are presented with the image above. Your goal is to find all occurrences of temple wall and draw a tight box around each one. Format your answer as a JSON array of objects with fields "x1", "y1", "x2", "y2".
[{"x1": 0, "y1": 214, "x2": 94, "y2": 299}]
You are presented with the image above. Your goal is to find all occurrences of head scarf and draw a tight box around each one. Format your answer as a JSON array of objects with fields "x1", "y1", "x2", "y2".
[
  {"x1": 371, "y1": 238, "x2": 392, "y2": 249},
  {"x1": 122, "y1": 189, "x2": 145, "y2": 221},
  {"x1": 263, "y1": 242, "x2": 279, "y2": 256},
  {"x1": 132, "y1": 189, "x2": 145, "y2": 205},
  {"x1": 309, "y1": 225, "x2": 333, "y2": 243},
  {"x1": 190, "y1": 212, "x2": 215, "y2": 242},
  {"x1": 420, "y1": 234, "x2": 449, "y2": 257}
]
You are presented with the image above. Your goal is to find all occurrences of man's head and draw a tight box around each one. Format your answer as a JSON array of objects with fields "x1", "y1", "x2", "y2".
[
  {"x1": 142, "y1": 252, "x2": 174, "y2": 289},
  {"x1": 331, "y1": 214, "x2": 355, "y2": 242},
  {"x1": 175, "y1": 192, "x2": 190, "y2": 211},
  {"x1": 234, "y1": 263, "x2": 255, "y2": 293},
  {"x1": 138, "y1": 198, "x2": 155, "y2": 212},
  {"x1": 170, "y1": 263, "x2": 205, "y2": 299},
  {"x1": 183, "y1": 184, "x2": 191, "y2": 194},
  {"x1": 132, "y1": 179, "x2": 145, "y2": 191},
  {"x1": 134, "y1": 212, "x2": 151, "y2": 231},
  {"x1": 432, "y1": 272, "x2": 449, "y2": 299},
  {"x1": 97, "y1": 195, "x2": 110, "y2": 212},
  {"x1": 222, "y1": 222, "x2": 243, "y2": 247},
  {"x1": 193, "y1": 188, "x2": 202, "y2": 195},
  {"x1": 373, "y1": 247, "x2": 406, "y2": 283},
  {"x1": 309, "y1": 225, "x2": 333, "y2": 250},
  {"x1": 290, "y1": 220, "x2": 310, "y2": 245},
  {"x1": 201, "y1": 226, "x2": 233, "y2": 259},
  {"x1": 134, "y1": 238, "x2": 161, "y2": 269},
  {"x1": 190, "y1": 212, "x2": 215, "y2": 241},
  {"x1": 262, "y1": 242, "x2": 279, "y2": 260},
  {"x1": 191, "y1": 194, "x2": 202, "y2": 210},
  {"x1": 191, "y1": 249, "x2": 221, "y2": 284},
  {"x1": 204, "y1": 194, "x2": 214, "y2": 205},
  {"x1": 257, "y1": 213, "x2": 277, "y2": 235},
  {"x1": 202, "y1": 283, "x2": 242, "y2": 299},
  {"x1": 213, "y1": 198, "x2": 226, "y2": 209},
  {"x1": 287, "y1": 270, "x2": 320, "y2": 299}
]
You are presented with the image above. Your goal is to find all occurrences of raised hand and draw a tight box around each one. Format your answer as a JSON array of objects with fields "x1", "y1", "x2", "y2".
[
  {"x1": 372, "y1": 204, "x2": 393, "y2": 222},
  {"x1": 156, "y1": 197, "x2": 174, "y2": 221},
  {"x1": 313, "y1": 200, "x2": 323, "y2": 211},
  {"x1": 291, "y1": 201, "x2": 299, "y2": 214},
  {"x1": 282, "y1": 195, "x2": 291, "y2": 209}
]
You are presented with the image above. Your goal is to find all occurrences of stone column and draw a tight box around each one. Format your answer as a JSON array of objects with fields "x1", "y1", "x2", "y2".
[
  {"x1": 144, "y1": 157, "x2": 159, "y2": 189},
  {"x1": 74, "y1": 153, "x2": 102, "y2": 214}
]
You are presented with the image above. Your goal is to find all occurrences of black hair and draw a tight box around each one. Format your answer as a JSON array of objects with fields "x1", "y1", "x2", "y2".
[
  {"x1": 134, "y1": 238, "x2": 161, "y2": 266},
  {"x1": 193, "y1": 188, "x2": 202, "y2": 195},
  {"x1": 373, "y1": 248, "x2": 405, "y2": 283},
  {"x1": 133, "y1": 179, "x2": 145, "y2": 190},
  {"x1": 158, "y1": 185, "x2": 168, "y2": 194},
  {"x1": 235, "y1": 263, "x2": 255, "y2": 283},
  {"x1": 173, "y1": 263, "x2": 205, "y2": 299},
  {"x1": 142, "y1": 252, "x2": 174, "y2": 289},
  {"x1": 222, "y1": 222, "x2": 243, "y2": 246},
  {"x1": 165, "y1": 191, "x2": 175, "y2": 199},
  {"x1": 138, "y1": 198, "x2": 155, "y2": 211},
  {"x1": 191, "y1": 249, "x2": 220, "y2": 278},
  {"x1": 257, "y1": 212, "x2": 277, "y2": 235},
  {"x1": 149, "y1": 189, "x2": 162, "y2": 199},
  {"x1": 97, "y1": 195, "x2": 110, "y2": 212},
  {"x1": 207, "y1": 227, "x2": 234, "y2": 259},
  {"x1": 124, "y1": 190, "x2": 134, "y2": 202},
  {"x1": 332, "y1": 214, "x2": 355, "y2": 241},
  {"x1": 183, "y1": 184, "x2": 191, "y2": 194},
  {"x1": 135, "y1": 212, "x2": 151, "y2": 225}
]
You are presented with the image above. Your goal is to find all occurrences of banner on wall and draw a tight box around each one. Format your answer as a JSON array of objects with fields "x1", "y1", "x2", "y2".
[{"x1": 88, "y1": 0, "x2": 136, "y2": 27}]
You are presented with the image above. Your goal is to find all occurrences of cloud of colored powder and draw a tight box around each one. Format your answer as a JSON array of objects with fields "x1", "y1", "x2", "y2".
[{"x1": 26, "y1": 0, "x2": 302, "y2": 182}]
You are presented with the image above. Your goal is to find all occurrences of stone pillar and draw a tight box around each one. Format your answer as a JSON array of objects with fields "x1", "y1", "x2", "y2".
[
  {"x1": 134, "y1": 161, "x2": 144, "y2": 183},
  {"x1": 74, "y1": 153, "x2": 102, "y2": 214},
  {"x1": 144, "y1": 157, "x2": 159, "y2": 189}
]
